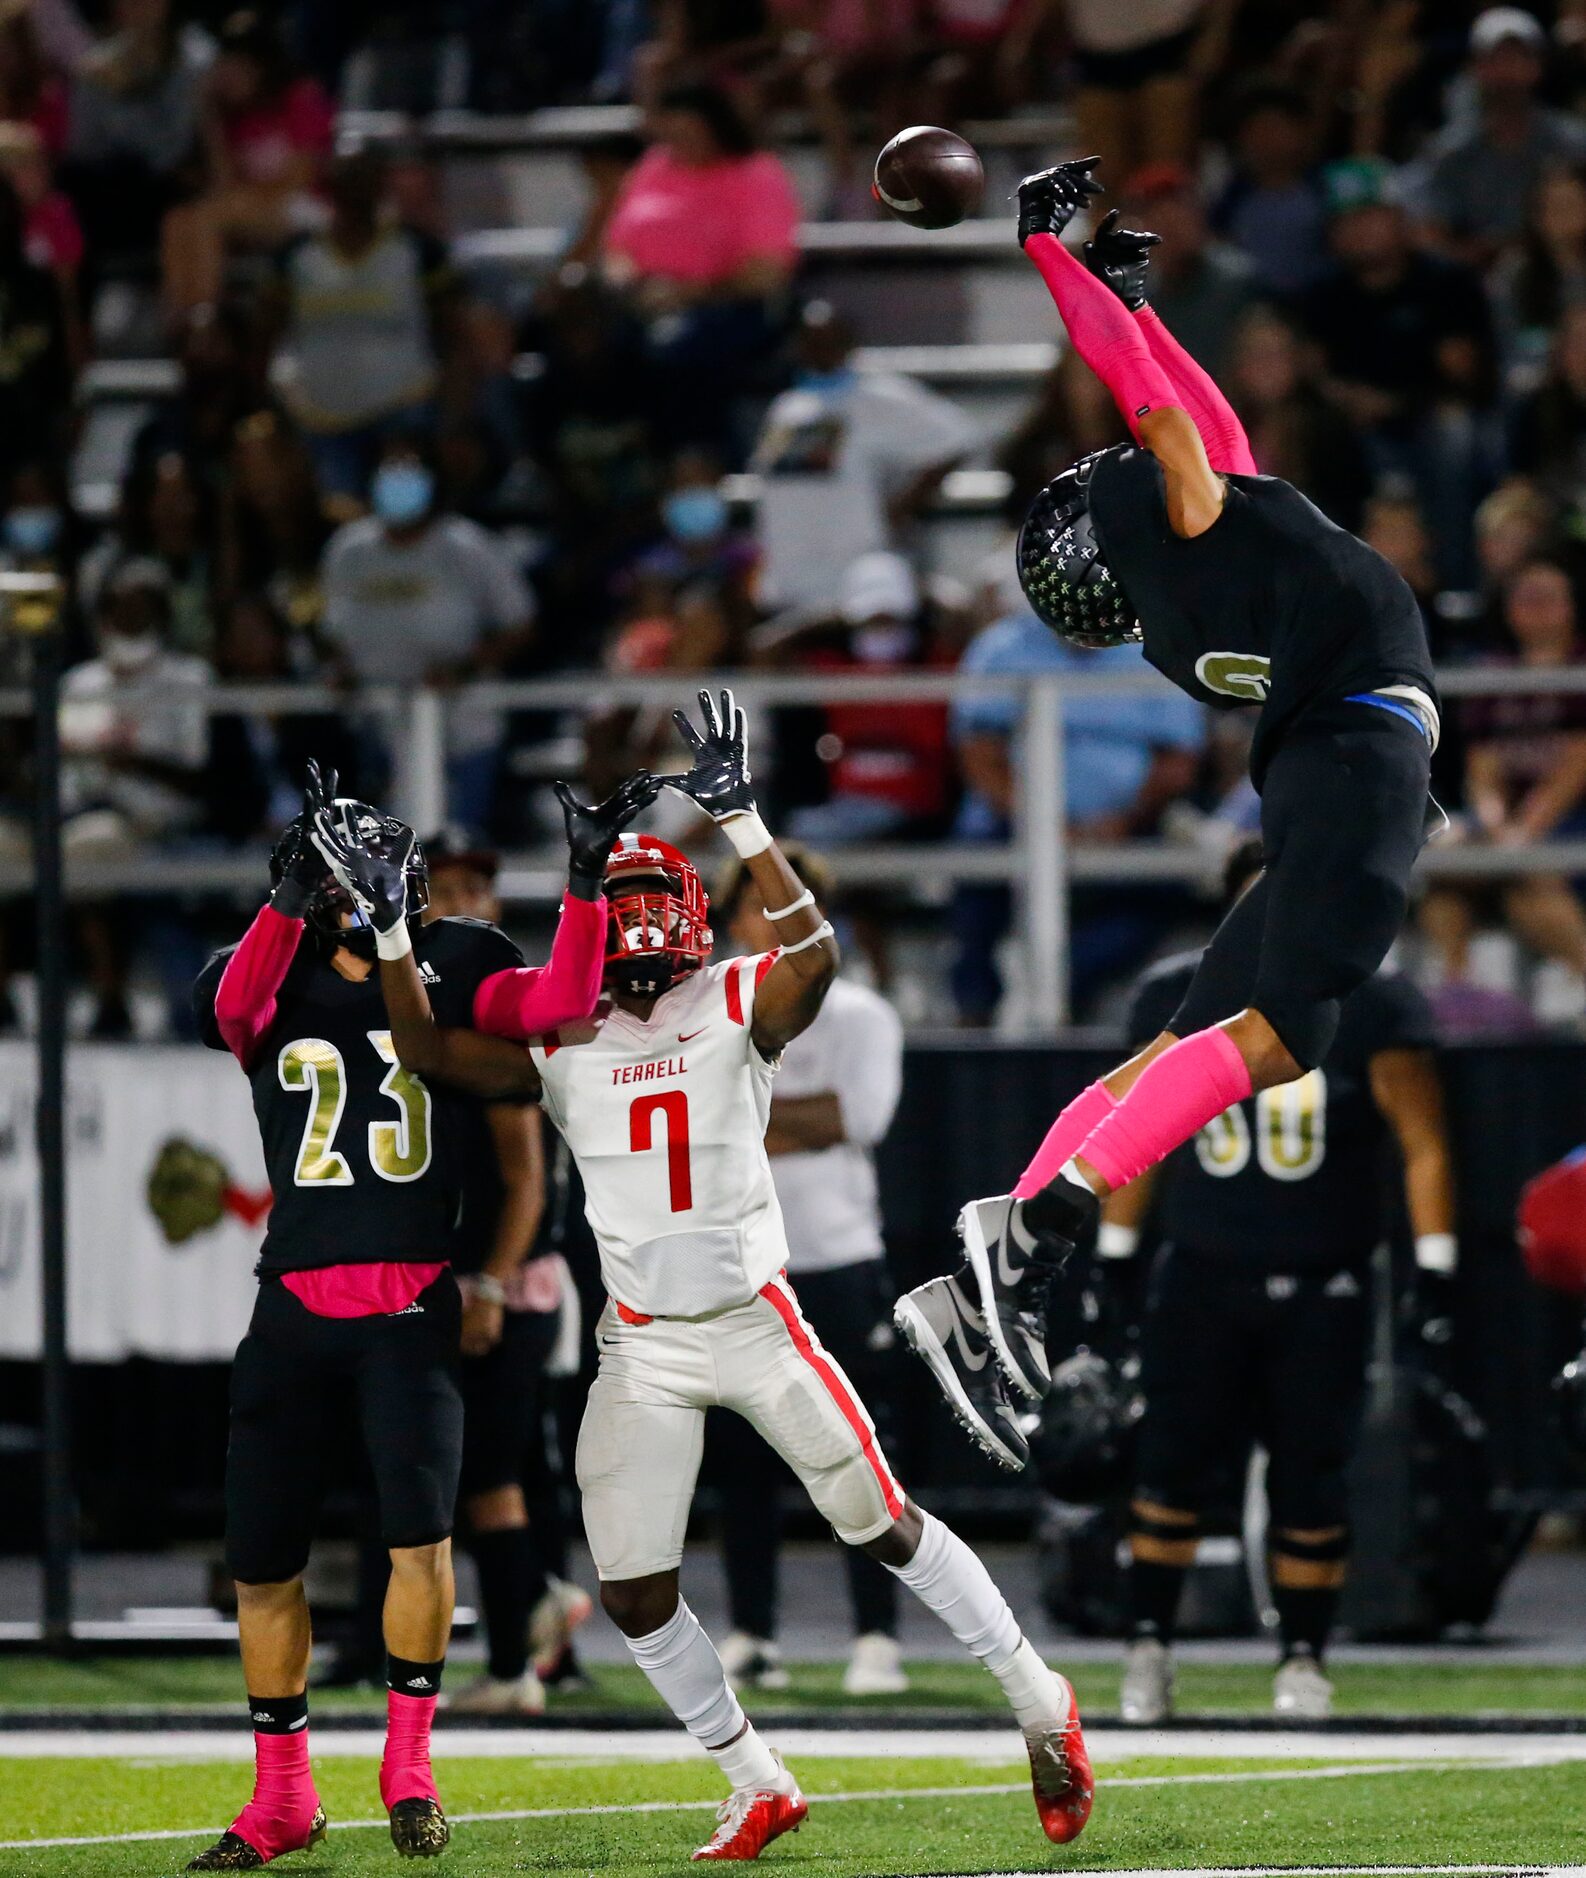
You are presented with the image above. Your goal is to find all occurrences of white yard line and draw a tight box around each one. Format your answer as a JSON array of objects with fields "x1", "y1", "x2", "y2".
[
  {"x1": 0, "y1": 1752, "x2": 1571, "y2": 1854},
  {"x1": 954, "y1": 1868, "x2": 1586, "y2": 1878},
  {"x1": 10, "y1": 1725, "x2": 1586, "y2": 1763}
]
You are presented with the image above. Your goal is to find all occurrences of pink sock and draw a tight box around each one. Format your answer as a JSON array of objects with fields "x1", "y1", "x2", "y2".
[
  {"x1": 381, "y1": 1690, "x2": 441, "y2": 1809},
  {"x1": 231, "y1": 1729, "x2": 320, "y2": 1861},
  {"x1": 1014, "y1": 1081, "x2": 1118, "y2": 1198},
  {"x1": 1076, "y1": 1027, "x2": 1252, "y2": 1194}
]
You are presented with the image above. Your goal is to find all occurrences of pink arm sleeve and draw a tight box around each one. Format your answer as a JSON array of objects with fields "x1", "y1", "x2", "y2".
[
  {"x1": 1134, "y1": 305, "x2": 1258, "y2": 476},
  {"x1": 472, "y1": 890, "x2": 607, "y2": 1042},
  {"x1": 215, "y1": 904, "x2": 302, "y2": 1068},
  {"x1": 1023, "y1": 232, "x2": 1179, "y2": 440}
]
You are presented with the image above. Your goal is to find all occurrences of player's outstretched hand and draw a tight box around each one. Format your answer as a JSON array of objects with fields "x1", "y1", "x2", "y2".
[
  {"x1": 310, "y1": 800, "x2": 411, "y2": 938},
  {"x1": 1017, "y1": 157, "x2": 1104, "y2": 247},
  {"x1": 556, "y1": 770, "x2": 662, "y2": 901},
  {"x1": 1084, "y1": 208, "x2": 1161, "y2": 310},
  {"x1": 270, "y1": 760, "x2": 338, "y2": 916},
  {"x1": 667, "y1": 687, "x2": 757, "y2": 824}
]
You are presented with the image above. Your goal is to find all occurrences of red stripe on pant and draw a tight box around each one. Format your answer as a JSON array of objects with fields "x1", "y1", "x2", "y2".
[{"x1": 758, "y1": 1276, "x2": 904, "y2": 1520}]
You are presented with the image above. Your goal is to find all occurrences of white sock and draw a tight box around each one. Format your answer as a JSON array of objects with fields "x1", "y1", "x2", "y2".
[
  {"x1": 624, "y1": 1601, "x2": 788, "y2": 1791},
  {"x1": 885, "y1": 1512, "x2": 1069, "y2": 1729},
  {"x1": 1058, "y1": 1157, "x2": 1102, "y2": 1196}
]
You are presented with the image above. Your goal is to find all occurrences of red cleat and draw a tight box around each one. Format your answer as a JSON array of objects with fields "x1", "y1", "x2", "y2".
[
  {"x1": 692, "y1": 1784, "x2": 809, "y2": 1861},
  {"x1": 1025, "y1": 1678, "x2": 1094, "y2": 1844}
]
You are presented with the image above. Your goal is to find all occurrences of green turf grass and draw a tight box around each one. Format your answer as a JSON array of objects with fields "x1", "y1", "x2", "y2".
[
  {"x1": 0, "y1": 1654, "x2": 1584, "y2": 1717},
  {"x1": 0, "y1": 1750, "x2": 1579, "y2": 1878}
]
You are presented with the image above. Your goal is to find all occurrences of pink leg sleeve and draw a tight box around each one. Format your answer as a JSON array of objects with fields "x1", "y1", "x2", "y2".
[
  {"x1": 1075, "y1": 1026, "x2": 1253, "y2": 1194},
  {"x1": 1134, "y1": 306, "x2": 1258, "y2": 476},
  {"x1": 1014, "y1": 1081, "x2": 1118, "y2": 1199},
  {"x1": 1023, "y1": 233, "x2": 1179, "y2": 439},
  {"x1": 381, "y1": 1690, "x2": 441, "y2": 1809},
  {"x1": 231, "y1": 1729, "x2": 320, "y2": 1860}
]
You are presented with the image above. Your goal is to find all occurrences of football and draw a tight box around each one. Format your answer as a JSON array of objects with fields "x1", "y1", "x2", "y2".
[{"x1": 872, "y1": 125, "x2": 984, "y2": 229}]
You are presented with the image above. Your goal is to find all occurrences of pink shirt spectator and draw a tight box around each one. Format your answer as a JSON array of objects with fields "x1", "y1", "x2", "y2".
[
  {"x1": 24, "y1": 190, "x2": 81, "y2": 275},
  {"x1": 604, "y1": 145, "x2": 800, "y2": 287},
  {"x1": 225, "y1": 76, "x2": 334, "y2": 186}
]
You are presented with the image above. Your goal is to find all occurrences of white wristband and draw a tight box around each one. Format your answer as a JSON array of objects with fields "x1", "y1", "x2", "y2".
[
  {"x1": 1097, "y1": 1223, "x2": 1139, "y2": 1261},
  {"x1": 765, "y1": 889, "x2": 815, "y2": 921},
  {"x1": 779, "y1": 919, "x2": 834, "y2": 956},
  {"x1": 720, "y1": 810, "x2": 773, "y2": 858},
  {"x1": 1415, "y1": 1232, "x2": 1458, "y2": 1275},
  {"x1": 375, "y1": 920, "x2": 413, "y2": 961}
]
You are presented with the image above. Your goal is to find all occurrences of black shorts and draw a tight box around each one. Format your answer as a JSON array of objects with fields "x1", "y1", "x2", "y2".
[
  {"x1": 1075, "y1": 22, "x2": 1199, "y2": 90},
  {"x1": 1171, "y1": 702, "x2": 1433, "y2": 1068},
  {"x1": 458, "y1": 1307, "x2": 558, "y2": 1499},
  {"x1": 1133, "y1": 1243, "x2": 1369, "y2": 1531},
  {"x1": 225, "y1": 1273, "x2": 463, "y2": 1584}
]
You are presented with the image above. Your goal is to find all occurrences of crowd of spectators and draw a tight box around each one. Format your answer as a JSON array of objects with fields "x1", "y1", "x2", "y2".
[{"x1": 5, "y1": 0, "x2": 1586, "y2": 1035}]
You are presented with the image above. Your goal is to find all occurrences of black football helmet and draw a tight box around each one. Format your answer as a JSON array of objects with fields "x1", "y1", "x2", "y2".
[
  {"x1": 1017, "y1": 452, "x2": 1140, "y2": 649},
  {"x1": 1028, "y1": 1349, "x2": 1144, "y2": 1504},
  {"x1": 270, "y1": 798, "x2": 428, "y2": 960}
]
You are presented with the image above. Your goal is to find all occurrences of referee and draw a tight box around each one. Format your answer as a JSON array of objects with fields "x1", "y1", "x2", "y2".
[
  {"x1": 710, "y1": 846, "x2": 909, "y2": 1697},
  {"x1": 1106, "y1": 843, "x2": 1457, "y2": 1722}
]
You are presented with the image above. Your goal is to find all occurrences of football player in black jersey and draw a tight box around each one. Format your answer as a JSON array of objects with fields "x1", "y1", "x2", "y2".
[
  {"x1": 186, "y1": 763, "x2": 654, "y2": 1870},
  {"x1": 1095, "y1": 843, "x2": 1456, "y2": 1722},
  {"x1": 896, "y1": 156, "x2": 1446, "y2": 1469}
]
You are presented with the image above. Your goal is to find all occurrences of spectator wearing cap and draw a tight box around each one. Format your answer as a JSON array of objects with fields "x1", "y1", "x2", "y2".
[
  {"x1": 1303, "y1": 158, "x2": 1500, "y2": 586},
  {"x1": 708, "y1": 841, "x2": 909, "y2": 1698},
  {"x1": 751, "y1": 300, "x2": 978, "y2": 612},
  {"x1": 1409, "y1": 8, "x2": 1586, "y2": 269},
  {"x1": 947, "y1": 558, "x2": 1204, "y2": 1025},
  {"x1": 778, "y1": 550, "x2": 953, "y2": 848},
  {"x1": 1118, "y1": 163, "x2": 1255, "y2": 378},
  {"x1": 320, "y1": 433, "x2": 537, "y2": 826}
]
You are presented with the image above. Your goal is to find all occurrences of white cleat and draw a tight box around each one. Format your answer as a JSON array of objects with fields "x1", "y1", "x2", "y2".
[
  {"x1": 719, "y1": 1631, "x2": 790, "y2": 1692},
  {"x1": 842, "y1": 1632, "x2": 908, "y2": 1697},
  {"x1": 530, "y1": 1575, "x2": 594, "y2": 1681},
  {"x1": 443, "y1": 1668, "x2": 546, "y2": 1715},
  {"x1": 1273, "y1": 1653, "x2": 1334, "y2": 1720},
  {"x1": 1119, "y1": 1637, "x2": 1174, "y2": 1724}
]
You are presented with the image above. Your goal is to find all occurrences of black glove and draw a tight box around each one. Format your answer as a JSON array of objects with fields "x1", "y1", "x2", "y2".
[
  {"x1": 270, "y1": 760, "x2": 337, "y2": 919},
  {"x1": 556, "y1": 771, "x2": 662, "y2": 901},
  {"x1": 667, "y1": 687, "x2": 758, "y2": 823},
  {"x1": 310, "y1": 800, "x2": 412, "y2": 939},
  {"x1": 1084, "y1": 207, "x2": 1162, "y2": 311},
  {"x1": 1017, "y1": 157, "x2": 1104, "y2": 247}
]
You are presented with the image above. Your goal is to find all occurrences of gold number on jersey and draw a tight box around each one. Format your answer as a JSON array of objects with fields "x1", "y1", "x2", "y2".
[
  {"x1": 1194, "y1": 651, "x2": 1271, "y2": 701},
  {"x1": 367, "y1": 1030, "x2": 433, "y2": 1182},
  {"x1": 1194, "y1": 1071, "x2": 1327, "y2": 1183},
  {"x1": 278, "y1": 1039, "x2": 354, "y2": 1186},
  {"x1": 277, "y1": 1034, "x2": 431, "y2": 1188}
]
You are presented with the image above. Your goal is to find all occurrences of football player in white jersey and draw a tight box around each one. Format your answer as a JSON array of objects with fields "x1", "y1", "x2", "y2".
[{"x1": 313, "y1": 692, "x2": 1094, "y2": 1861}]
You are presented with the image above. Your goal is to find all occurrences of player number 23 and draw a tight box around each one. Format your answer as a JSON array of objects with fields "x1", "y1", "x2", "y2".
[{"x1": 278, "y1": 1033, "x2": 432, "y2": 1187}]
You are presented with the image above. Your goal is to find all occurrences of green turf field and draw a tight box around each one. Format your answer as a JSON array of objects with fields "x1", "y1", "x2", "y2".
[
  {"x1": 2, "y1": 1747, "x2": 1585, "y2": 1878},
  {"x1": 0, "y1": 1653, "x2": 1583, "y2": 1717}
]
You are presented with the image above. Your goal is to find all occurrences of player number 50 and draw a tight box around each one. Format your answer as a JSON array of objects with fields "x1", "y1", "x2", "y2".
[
  {"x1": 278, "y1": 1033, "x2": 432, "y2": 1187},
  {"x1": 1195, "y1": 1070, "x2": 1327, "y2": 1182}
]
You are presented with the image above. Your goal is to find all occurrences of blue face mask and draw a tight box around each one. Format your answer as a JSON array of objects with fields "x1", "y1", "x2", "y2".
[
  {"x1": 371, "y1": 463, "x2": 434, "y2": 527},
  {"x1": 5, "y1": 505, "x2": 61, "y2": 557},
  {"x1": 663, "y1": 488, "x2": 727, "y2": 543},
  {"x1": 795, "y1": 366, "x2": 858, "y2": 396}
]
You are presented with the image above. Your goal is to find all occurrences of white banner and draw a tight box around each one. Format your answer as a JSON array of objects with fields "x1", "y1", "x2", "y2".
[{"x1": 0, "y1": 1042, "x2": 269, "y2": 1361}]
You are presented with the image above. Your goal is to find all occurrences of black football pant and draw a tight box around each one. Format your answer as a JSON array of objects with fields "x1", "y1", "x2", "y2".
[
  {"x1": 712, "y1": 1260, "x2": 900, "y2": 1641},
  {"x1": 1171, "y1": 701, "x2": 1432, "y2": 1070},
  {"x1": 226, "y1": 1274, "x2": 463, "y2": 1585},
  {"x1": 1129, "y1": 1243, "x2": 1369, "y2": 1647}
]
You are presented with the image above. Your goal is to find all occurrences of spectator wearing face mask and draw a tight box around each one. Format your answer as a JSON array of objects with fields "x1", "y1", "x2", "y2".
[
  {"x1": 751, "y1": 300, "x2": 978, "y2": 613},
  {"x1": 319, "y1": 435, "x2": 536, "y2": 826},
  {"x1": 631, "y1": 448, "x2": 759, "y2": 630}
]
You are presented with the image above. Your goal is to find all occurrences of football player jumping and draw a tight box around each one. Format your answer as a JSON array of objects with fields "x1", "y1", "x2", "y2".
[{"x1": 315, "y1": 691, "x2": 1094, "y2": 1861}]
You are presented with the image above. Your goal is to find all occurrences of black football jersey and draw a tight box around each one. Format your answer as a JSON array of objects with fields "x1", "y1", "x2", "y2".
[
  {"x1": 194, "y1": 917, "x2": 525, "y2": 1275},
  {"x1": 1127, "y1": 956, "x2": 1438, "y2": 1271},
  {"x1": 1089, "y1": 446, "x2": 1437, "y2": 785}
]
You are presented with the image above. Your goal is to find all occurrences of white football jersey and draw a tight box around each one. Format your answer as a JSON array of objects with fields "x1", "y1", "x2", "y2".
[{"x1": 531, "y1": 954, "x2": 788, "y2": 1318}]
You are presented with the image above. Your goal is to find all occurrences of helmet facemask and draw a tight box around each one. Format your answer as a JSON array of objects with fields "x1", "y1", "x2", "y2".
[
  {"x1": 603, "y1": 840, "x2": 712, "y2": 998},
  {"x1": 1017, "y1": 454, "x2": 1141, "y2": 650},
  {"x1": 270, "y1": 799, "x2": 429, "y2": 960}
]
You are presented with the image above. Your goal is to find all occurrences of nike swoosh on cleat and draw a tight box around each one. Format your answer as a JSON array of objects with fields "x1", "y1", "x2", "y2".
[
  {"x1": 994, "y1": 1205, "x2": 1041, "y2": 1289},
  {"x1": 946, "y1": 1305, "x2": 989, "y2": 1373}
]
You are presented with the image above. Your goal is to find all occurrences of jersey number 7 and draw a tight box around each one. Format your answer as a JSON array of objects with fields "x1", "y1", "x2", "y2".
[{"x1": 630, "y1": 1091, "x2": 693, "y2": 1212}]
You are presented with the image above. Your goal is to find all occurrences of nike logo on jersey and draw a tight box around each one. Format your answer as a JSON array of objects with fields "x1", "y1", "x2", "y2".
[{"x1": 677, "y1": 1028, "x2": 706, "y2": 1043}]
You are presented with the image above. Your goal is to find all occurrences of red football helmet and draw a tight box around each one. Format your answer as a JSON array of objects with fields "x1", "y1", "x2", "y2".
[{"x1": 604, "y1": 832, "x2": 713, "y2": 996}]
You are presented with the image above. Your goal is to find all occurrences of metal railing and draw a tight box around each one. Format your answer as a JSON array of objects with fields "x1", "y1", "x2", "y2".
[{"x1": 3, "y1": 664, "x2": 1586, "y2": 1029}]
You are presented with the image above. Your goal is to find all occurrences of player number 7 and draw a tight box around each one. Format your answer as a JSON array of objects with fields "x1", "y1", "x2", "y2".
[{"x1": 630, "y1": 1091, "x2": 693, "y2": 1213}]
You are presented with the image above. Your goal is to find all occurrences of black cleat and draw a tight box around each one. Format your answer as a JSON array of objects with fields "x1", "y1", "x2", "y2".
[
  {"x1": 390, "y1": 1797, "x2": 450, "y2": 1859},
  {"x1": 186, "y1": 1809, "x2": 327, "y2": 1870},
  {"x1": 894, "y1": 1275, "x2": 1030, "y2": 1471},
  {"x1": 957, "y1": 1178, "x2": 1100, "y2": 1400}
]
